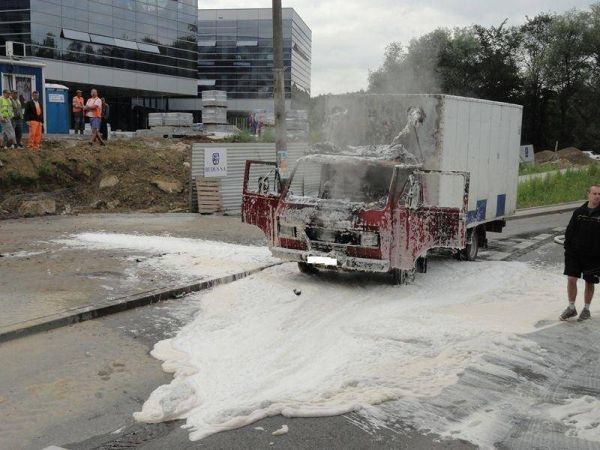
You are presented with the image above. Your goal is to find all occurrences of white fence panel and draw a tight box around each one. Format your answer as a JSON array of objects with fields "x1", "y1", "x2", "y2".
[{"x1": 191, "y1": 143, "x2": 309, "y2": 214}]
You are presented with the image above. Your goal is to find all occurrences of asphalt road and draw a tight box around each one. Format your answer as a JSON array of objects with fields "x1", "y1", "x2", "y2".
[{"x1": 2, "y1": 211, "x2": 597, "y2": 450}]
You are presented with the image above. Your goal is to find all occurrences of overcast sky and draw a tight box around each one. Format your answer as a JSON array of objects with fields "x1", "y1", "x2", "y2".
[{"x1": 200, "y1": 1, "x2": 595, "y2": 96}]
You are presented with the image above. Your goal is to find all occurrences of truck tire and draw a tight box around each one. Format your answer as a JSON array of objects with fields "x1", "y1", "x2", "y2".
[
  {"x1": 453, "y1": 227, "x2": 481, "y2": 261},
  {"x1": 391, "y1": 269, "x2": 414, "y2": 285},
  {"x1": 415, "y1": 256, "x2": 428, "y2": 273},
  {"x1": 464, "y1": 227, "x2": 480, "y2": 261},
  {"x1": 298, "y1": 262, "x2": 318, "y2": 274}
]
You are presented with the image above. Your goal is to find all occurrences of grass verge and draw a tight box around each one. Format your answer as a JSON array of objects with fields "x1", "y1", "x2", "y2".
[
  {"x1": 517, "y1": 164, "x2": 599, "y2": 208},
  {"x1": 519, "y1": 162, "x2": 560, "y2": 175}
]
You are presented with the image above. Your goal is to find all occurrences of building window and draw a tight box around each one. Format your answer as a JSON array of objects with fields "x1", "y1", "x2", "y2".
[{"x1": 61, "y1": 28, "x2": 90, "y2": 42}]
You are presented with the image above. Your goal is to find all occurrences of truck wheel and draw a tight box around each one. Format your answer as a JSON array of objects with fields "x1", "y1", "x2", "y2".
[
  {"x1": 391, "y1": 269, "x2": 414, "y2": 285},
  {"x1": 298, "y1": 262, "x2": 318, "y2": 274},
  {"x1": 415, "y1": 257, "x2": 428, "y2": 273},
  {"x1": 463, "y1": 228, "x2": 480, "y2": 261}
]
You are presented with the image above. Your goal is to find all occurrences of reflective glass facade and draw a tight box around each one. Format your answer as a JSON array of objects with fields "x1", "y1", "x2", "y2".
[
  {"x1": 198, "y1": 9, "x2": 311, "y2": 107},
  {"x1": 0, "y1": 0, "x2": 198, "y2": 79}
]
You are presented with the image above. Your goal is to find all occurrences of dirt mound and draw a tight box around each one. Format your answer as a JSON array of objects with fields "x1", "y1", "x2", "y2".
[
  {"x1": 0, "y1": 137, "x2": 193, "y2": 218},
  {"x1": 535, "y1": 150, "x2": 558, "y2": 164},
  {"x1": 534, "y1": 147, "x2": 594, "y2": 167},
  {"x1": 557, "y1": 147, "x2": 594, "y2": 166}
]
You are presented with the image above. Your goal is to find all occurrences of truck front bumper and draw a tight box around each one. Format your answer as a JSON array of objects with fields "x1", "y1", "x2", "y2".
[{"x1": 271, "y1": 247, "x2": 390, "y2": 273}]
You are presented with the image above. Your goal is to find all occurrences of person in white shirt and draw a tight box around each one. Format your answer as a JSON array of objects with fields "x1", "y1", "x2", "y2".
[{"x1": 83, "y1": 88, "x2": 104, "y2": 146}]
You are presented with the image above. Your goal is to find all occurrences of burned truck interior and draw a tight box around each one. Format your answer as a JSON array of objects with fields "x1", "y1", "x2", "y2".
[{"x1": 286, "y1": 156, "x2": 404, "y2": 208}]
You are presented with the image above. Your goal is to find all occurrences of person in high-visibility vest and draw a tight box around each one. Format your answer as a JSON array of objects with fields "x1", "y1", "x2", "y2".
[
  {"x1": 24, "y1": 91, "x2": 44, "y2": 150},
  {"x1": 84, "y1": 88, "x2": 104, "y2": 146},
  {"x1": 72, "y1": 89, "x2": 85, "y2": 135},
  {"x1": 0, "y1": 89, "x2": 16, "y2": 149}
]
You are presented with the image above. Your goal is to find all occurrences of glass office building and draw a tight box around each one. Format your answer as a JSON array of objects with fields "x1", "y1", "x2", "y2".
[
  {"x1": 0, "y1": 0, "x2": 199, "y2": 130},
  {"x1": 196, "y1": 8, "x2": 311, "y2": 113}
]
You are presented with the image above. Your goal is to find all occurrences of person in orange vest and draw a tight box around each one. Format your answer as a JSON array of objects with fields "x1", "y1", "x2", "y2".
[
  {"x1": 72, "y1": 89, "x2": 85, "y2": 135},
  {"x1": 24, "y1": 91, "x2": 44, "y2": 150},
  {"x1": 84, "y1": 88, "x2": 104, "y2": 146}
]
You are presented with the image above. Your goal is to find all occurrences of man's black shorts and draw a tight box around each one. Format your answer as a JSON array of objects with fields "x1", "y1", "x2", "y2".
[{"x1": 564, "y1": 253, "x2": 600, "y2": 284}]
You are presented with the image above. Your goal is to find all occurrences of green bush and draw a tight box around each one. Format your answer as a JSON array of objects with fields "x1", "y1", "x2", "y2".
[
  {"x1": 225, "y1": 130, "x2": 256, "y2": 143},
  {"x1": 517, "y1": 165, "x2": 600, "y2": 208},
  {"x1": 258, "y1": 127, "x2": 275, "y2": 143}
]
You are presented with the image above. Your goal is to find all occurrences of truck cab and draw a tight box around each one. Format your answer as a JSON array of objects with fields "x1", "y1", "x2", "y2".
[{"x1": 242, "y1": 154, "x2": 469, "y2": 283}]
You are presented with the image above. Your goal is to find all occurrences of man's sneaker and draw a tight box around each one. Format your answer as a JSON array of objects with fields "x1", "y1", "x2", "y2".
[
  {"x1": 577, "y1": 309, "x2": 591, "y2": 322},
  {"x1": 560, "y1": 306, "x2": 577, "y2": 321}
]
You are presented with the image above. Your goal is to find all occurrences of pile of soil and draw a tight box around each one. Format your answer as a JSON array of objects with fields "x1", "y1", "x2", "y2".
[
  {"x1": 557, "y1": 147, "x2": 594, "y2": 166},
  {"x1": 0, "y1": 137, "x2": 193, "y2": 218},
  {"x1": 534, "y1": 150, "x2": 558, "y2": 164},
  {"x1": 535, "y1": 147, "x2": 595, "y2": 167}
]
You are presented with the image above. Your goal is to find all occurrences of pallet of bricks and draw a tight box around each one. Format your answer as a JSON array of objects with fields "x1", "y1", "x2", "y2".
[
  {"x1": 202, "y1": 90, "x2": 228, "y2": 132},
  {"x1": 195, "y1": 177, "x2": 222, "y2": 214}
]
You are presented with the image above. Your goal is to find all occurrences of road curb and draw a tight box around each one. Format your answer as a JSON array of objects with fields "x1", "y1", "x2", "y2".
[
  {"x1": 0, "y1": 263, "x2": 280, "y2": 344},
  {"x1": 509, "y1": 201, "x2": 583, "y2": 220}
]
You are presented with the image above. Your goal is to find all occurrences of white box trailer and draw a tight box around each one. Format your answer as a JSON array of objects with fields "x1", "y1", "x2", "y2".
[{"x1": 323, "y1": 94, "x2": 523, "y2": 228}]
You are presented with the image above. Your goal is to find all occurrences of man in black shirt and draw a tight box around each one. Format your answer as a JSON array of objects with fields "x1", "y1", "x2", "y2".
[{"x1": 560, "y1": 184, "x2": 600, "y2": 321}]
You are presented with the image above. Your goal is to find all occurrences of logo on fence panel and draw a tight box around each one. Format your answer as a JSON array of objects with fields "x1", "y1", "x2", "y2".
[{"x1": 204, "y1": 148, "x2": 227, "y2": 177}]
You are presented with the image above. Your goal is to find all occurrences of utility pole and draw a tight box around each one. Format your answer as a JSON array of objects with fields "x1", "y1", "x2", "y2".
[{"x1": 272, "y1": 0, "x2": 288, "y2": 181}]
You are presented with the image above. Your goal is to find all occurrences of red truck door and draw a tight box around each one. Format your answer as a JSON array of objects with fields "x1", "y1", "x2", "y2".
[
  {"x1": 241, "y1": 160, "x2": 281, "y2": 243},
  {"x1": 395, "y1": 170, "x2": 469, "y2": 269}
]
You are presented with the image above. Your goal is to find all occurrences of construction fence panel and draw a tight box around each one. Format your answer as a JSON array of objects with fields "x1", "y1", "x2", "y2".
[{"x1": 191, "y1": 143, "x2": 309, "y2": 214}]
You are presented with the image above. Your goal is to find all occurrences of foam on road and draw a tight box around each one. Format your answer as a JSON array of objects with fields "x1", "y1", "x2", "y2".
[
  {"x1": 56, "y1": 232, "x2": 276, "y2": 281},
  {"x1": 132, "y1": 258, "x2": 576, "y2": 445}
]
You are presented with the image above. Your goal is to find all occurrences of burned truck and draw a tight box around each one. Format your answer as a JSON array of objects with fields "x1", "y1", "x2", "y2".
[{"x1": 242, "y1": 94, "x2": 522, "y2": 283}]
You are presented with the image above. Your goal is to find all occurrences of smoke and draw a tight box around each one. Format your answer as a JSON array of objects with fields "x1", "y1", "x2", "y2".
[{"x1": 367, "y1": 32, "x2": 448, "y2": 95}]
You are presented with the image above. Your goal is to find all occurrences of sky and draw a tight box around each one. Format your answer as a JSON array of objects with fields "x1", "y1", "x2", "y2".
[{"x1": 200, "y1": 1, "x2": 595, "y2": 96}]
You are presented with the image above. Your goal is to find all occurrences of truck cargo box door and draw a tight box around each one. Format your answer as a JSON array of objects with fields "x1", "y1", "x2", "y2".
[{"x1": 242, "y1": 160, "x2": 281, "y2": 242}]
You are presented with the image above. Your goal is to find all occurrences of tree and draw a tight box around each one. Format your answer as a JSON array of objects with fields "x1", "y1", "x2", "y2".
[
  {"x1": 542, "y1": 9, "x2": 592, "y2": 147},
  {"x1": 520, "y1": 13, "x2": 555, "y2": 147}
]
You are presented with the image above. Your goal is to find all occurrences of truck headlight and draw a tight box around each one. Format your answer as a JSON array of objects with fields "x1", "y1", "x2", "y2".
[
  {"x1": 279, "y1": 224, "x2": 297, "y2": 238},
  {"x1": 360, "y1": 231, "x2": 379, "y2": 247}
]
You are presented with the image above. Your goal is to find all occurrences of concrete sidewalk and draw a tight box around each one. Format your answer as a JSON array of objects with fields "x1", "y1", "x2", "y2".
[
  {"x1": 510, "y1": 200, "x2": 583, "y2": 220},
  {"x1": 0, "y1": 213, "x2": 268, "y2": 342}
]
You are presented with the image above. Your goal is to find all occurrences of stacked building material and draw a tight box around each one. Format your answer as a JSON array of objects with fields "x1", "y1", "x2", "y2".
[
  {"x1": 148, "y1": 112, "x2": 193, "y2": 128},
  {"x1": 202, "y1": 90, "x2": 228, "y2": 125}
]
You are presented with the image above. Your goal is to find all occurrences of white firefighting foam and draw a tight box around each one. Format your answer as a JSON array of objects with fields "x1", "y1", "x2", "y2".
[
  {"x1": 56, "y1": 233, "x2": 276, "y2": 281},
  {"x1": 134, "y1": 259, "x2": 567, "y2": 443},
  {"x1": 549, "y1": 396, "x2": 600, "y2": 442}
]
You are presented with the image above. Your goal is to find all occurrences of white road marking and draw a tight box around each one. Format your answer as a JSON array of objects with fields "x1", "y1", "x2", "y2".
[{"x1": 514, "y1": 241, "x2": 537, "y2": 250}]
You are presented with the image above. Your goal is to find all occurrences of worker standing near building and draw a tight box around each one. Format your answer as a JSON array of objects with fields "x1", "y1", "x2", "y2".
[
  {"x1": 24, "y1": 91, "x2": 44, "y2": 150},
  {"x1": 0, "y1": 89, "x2": 16, "y2": 149},
  {"x1": 72, "y1": 89, "x2": 85, "y2": 136},
  {"x1": 10, "y1": 90, "x2": 24, "y2": 148},
  {"x1": 84, "y1": 88, "x2": 104, "y2": 146}
]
